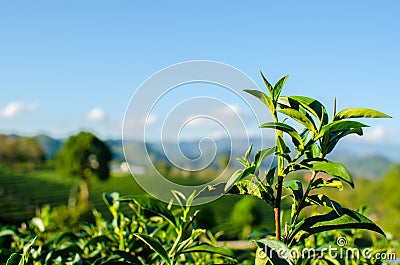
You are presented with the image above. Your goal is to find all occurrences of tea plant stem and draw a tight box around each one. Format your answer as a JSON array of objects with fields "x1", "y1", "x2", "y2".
[
  {"x1": 274, "y1": 176, "x2": 283, "y2": 241},
  {"x1": 274, "y1": 113, "x2": 284, "y2": 241},
  {"x1": 285, "y1": 171, "x2": 317, "y2": 243}
]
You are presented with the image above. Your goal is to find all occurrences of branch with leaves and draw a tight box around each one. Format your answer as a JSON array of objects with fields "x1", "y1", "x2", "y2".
[{"x1": 202, "y1": 72, "x2": 391, "y2": 264}]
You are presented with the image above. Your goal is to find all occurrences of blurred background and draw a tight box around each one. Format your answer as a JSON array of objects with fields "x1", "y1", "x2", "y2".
[{"x1": 0, "y1": 1, "x2": 399, "y2": 242}]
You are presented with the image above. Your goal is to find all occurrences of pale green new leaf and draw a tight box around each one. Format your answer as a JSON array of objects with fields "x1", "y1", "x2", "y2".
[
  {"x1": 289, "y1": 96, "x2": 329, "y2": 125},
  {"x1": 244, "y1": 89, "x2": 275, "y2": 115},
  {"x1": 244, "y1": 143, "x2": 252, "y2": 162},
  {"x1": 225, "y1": 166, "x2": 256, "y2": 192},
  {"x1": 316, "y1": 120, "x2": 369, "y2": 140},
  {"x1": 334, "y1": 108, "x2": 391, "y2": 120},
  {"x1": 288, "y1": 208, "x2": 385, "y2": 246},
  {"x1": 273, "y1": 75, "x2": 289, "y2": 101},
  {"x1": 279, "y1": 108, "x2": 316, "y2": 133},
  {"x1": 260, "y1": 71, "x2": 274, "y2": 95},
  {"x1": 254, "y1": 147, "x2": 276, "y2": 168},
  {"x1": 305, "y1": 194, "x2": 343, "y2": 215},
  {"x1": 119, "y1": 195, "x2": 176, "y2": 227},
  {"x1": 310, "y1": 178, "x2": 343, "y2": 191},
  {"x1": 306, "y1": 160, "x2": 353, "y2": 188}
]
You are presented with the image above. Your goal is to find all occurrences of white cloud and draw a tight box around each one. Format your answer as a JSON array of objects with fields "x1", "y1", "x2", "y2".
[
  {"x1": 0, "y1": 102, "x2": 38, "y2": 118},
  {"x1": 185, "y1": 104, "x2": 241, "y2": 129},
  {"x1": 347, "y1": 125, "x2": 391, "y2": 143},
  {"x1": 86, "y1": 108, "x2": 106, "y2": 122},
  {"x1": 363, "y1": 126, "x2": 386, "y2": 142},
  {"x1": 145, "y1": 114, "x2": 158, "y2": 125}
]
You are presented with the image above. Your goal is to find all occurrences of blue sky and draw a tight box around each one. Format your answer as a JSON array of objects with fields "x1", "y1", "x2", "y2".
[{"x1": 0, "y1": 1, "x2": 398, "y2": 145}]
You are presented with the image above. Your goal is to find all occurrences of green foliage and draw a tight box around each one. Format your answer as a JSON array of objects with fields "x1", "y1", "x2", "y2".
[
  {"x1": 2, "y1": 191, "x2": 236, "y2": 265},
  {"x1": 56, "y1": 131, "x2": 112, "y2": 207},
  {"x1": 0, "y1": 134, "x2": 45, "y2": 168},
  {"x1": 218, "y1": 72, "x2": 391, "y2": 264},
  {"x1": 56, "y1": 131, "x2": 112, "y2": 181},
  {"x1": 231, "y1": 197, "x2": 264, "y2": 239}
]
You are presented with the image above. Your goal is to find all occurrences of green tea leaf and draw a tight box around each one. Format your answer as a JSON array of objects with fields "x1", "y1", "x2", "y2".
[
  {"x1": 283, "y1": 180, "x2": 303, "y2": 202},
  {"x1": 259, "y1": 122, "x2": 304, "y2": 150},
  {"x1": 265, "y1": 167, "x2": 276, "y2": 186},
  {"x1": 254, "y1": 147, "x2": 276, "y2": 168},
  {"x1": 244, "y1": 89, "x2": 275, "y2": 115},
  {"x1": 224, "y1": 169, "x2": 243, "y2": 192},
  {"x1": 224, "y1": 166, "x2": 256, "y2": 192},
  {"x1": 119, "y1": 195, "x2": 176, "y2": 227},
  {"x1": 306, "y1": 160, "x2": 353, "y2": 188},
  {"x1": 289, "y1": 96, "x2": 329, "y2": 125},
  {"x1": 260, "y1": 71, "x2": 274, "y2": 95},
  {"x1": 255, "y1": 238, "x2": 294, "y2": 265},
  {"x1": 230, "y1": 179, "x2": 275, "y2": 205},
  {"x1": 182, "y1": 244, "x2": 236, "y2": 259},
  {"x1": 305, "y1": 194, "x2": 342, "y2": 215},
  {"x1": 334, "y1": 108, "x2": 391, "y2": 120},
  {"x1": 244, "y1": 144, "x2": 253, "y2": 161},
  {"x1": 276, "y1": 135, "x2": 290, "y2": 159},
  {"x1": 237, "y1": 157, "x2": 247, "y2": 166},
  {"x1": 324, "y1": 127, "x2": 363, "y2": 155},
  {"x1": 288, "y1": 208, "x2": 385, "y2": 246},
  {"x1": 6, "y1": 253, "x2": 21, "y2": 265},
  {"x1": 279, "y1": 108, "x2": 316, "y2": 133},
  {"x1": 310, "y1": 178, "x2": 343, "y2": 191},
  {"x1": 133, "y1": 234, "x2": 171, "y2": 265},
  {"x1": 316, "y1": 120, "x2": 369, "y2": 140},
  {"x1": 273, "y1": 75, "x2": 289, "y2": 101}
]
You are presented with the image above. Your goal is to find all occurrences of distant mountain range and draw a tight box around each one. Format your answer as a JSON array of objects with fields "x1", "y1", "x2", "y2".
[{"x1": 18, "y1": 134, "x2": 399, "y2": 179}]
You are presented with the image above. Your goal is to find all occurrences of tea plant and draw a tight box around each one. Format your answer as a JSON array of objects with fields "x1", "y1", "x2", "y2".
[
  {"x1": 3, "y1": 191, "x2": 236, "y2": 265},
  {"x1": 118, "y1": 190, "x2": 236, "y2": 265},
  {"x1": 221, "y1": 72, "x2": 391, "y2": 264}
]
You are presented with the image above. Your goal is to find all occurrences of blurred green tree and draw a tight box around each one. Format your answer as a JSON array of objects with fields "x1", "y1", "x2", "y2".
[
  {"x1": 56, "y1": 131, "x2": 112, "y2": 208},
  {"x1": 0, "y1": 135, "x2": 45, "y2": 168},
  {"x1": 379, "y1": 164, "x2": 400, "y2": 238},
  {"x1": 230, "y1": 196, "x2": 263, "y2": 239}
]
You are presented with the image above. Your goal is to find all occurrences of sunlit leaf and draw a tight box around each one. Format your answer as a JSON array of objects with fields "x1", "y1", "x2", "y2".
[
  {"x1": 260, "y1": 71, "x2": 274, "y2": 95},
  {"x1": 289, "y1": 96, "x2": 329, "y2": 125},
  {"x1": 230, "y1": 179, "x2": 275, "y2": 205},
  {"x1": 306, "y1": 160, "x2": 353, "y2": 188},
  {"x1": 304, "y1": 194, "x2": 342, "y2": 215},
  {"x1": 279, "y1": 108, "x2": 316, "y2": 133},
  {"x1": 254, "y1": 147, "x2": 276, "y2": 168},
  {"x1": 224, "y1": 166, "x2": 256, "y2": 192},
  {"x1": 283, "y1": 180, "x2": 303, "y2": 202},
  {"x1": 244, "y1": 89, "x2": 275, "y2": 115},
  {"x1": 316, "y1": 120, "x2": 369, "y2": 140},
  {"x1": 310, "y1": 178, "x2": 343, "y2": 191},
  {"x1": 244, "y1": 144, "x2": 253, "y2": 162},
  {"x1": 273, "y1": 75, "x2": 289, "y2": 101},
  {"x1": 334, "y1": 108, "x2": 391, "y2": 120},
  {"x1": 288, "y1": 208, "x2": 385, "y2": 246},
  {"x1": 119, "y1": 195, "x2": 176, "y2": 227}
]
